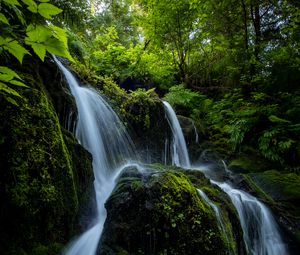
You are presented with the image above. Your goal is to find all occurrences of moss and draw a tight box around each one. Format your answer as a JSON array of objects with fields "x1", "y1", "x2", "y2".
[
  {"x1": 0, "y1": 59, "x2": 93, "y2": 254},
  {"x1": 99, "y1": 165, "x2": 242, "y2": 255}
]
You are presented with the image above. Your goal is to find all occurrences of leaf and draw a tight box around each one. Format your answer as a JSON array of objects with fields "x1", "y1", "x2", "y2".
[
  {"x1": 0, "y1": 82, "x2": 21, "y2": 97},
  {"x1": 25, "y1": 24, "x2": 52, "y2": 43},
  {"x1": 31, "y1": 43, "x2": 46, "y2": 61},
  {"x1": 37, "y1": 3, "x2": 62, "y2": 19},
  {"x1": 45, "y1": 38, "x2": 73, "y2": 61},
  {"x1": 38, "y1": 0, "x2": 50, "y2": 2},
  {"x1": 269, "y1": 115, "x2": 291, "y2": 124},
  {"x1": 21, "y1": 0, "x2": 38, "y2": 13},
  {"x1": 0, "y1": 13, "x2": 10, "y2": 25},
  {"x1": 2, "y1": 39, "x2": 30, "y2": 63},
  {"x1": 9, "y1": 79, "x2": 28, "y2": 87},
  {"x1": 49, "y1": 25, "x2": 68, "y2": 47},
  {"x1": 0, "y1": 66, "x2": 21, "y2": 80},
  {"x1": 1, "y1": 0, "x2": 21, "y2": 6}
]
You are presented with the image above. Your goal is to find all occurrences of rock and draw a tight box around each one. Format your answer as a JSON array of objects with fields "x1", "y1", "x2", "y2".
[
  {"x1": 244, "y1": 170, "x2": 300, "y2": 254},
  {"x1": 98, "y1": 164, "x2": 243, "y2": 255},
  {"x1": 0, "y1": 56, "x2": 94, "y2": 254}
]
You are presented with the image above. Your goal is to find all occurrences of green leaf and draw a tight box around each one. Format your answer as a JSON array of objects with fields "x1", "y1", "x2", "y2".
[
  {"x1": 25, "y1": 24, "x2": 52, "y2": 43},
  {"x1": 31, "y1": 43, "x2": 46, "y2": 61},
  {"x1": 0, "y1": 66, "x2": 21, "y2": 80},
  {"x1": 0, "y1": 82, "x2": 21, "y2": 97},
  {"x1": 38, "y1": 0, "x2": 50, "y2": 2},
  {"x1": 21, "y1": 0, "x2": 38, "y2": 13},
  {"x1": 2, "y1": 0, "x2": 21, "y2": 6},
  {"x1": 50, "y1": 25, "x2": 68, "y2": 47},
  {"x1": 2, "y1": 39, "x2": 30, "y2": 63},
  {"x1": 269, "y1": 115, "x2": 291, "y2": 124},
  {"x1": 9, "y1": 79, "x2": 28, "y2": 87},
  {"x1": 45, "y1": 38, "x2": 73, "y2": 61},
  {"x1": 0, "y1": 13, "x2": 10, "y2": 25},
  {"x1": 37, "y1": 3, "x2": 62, "y2": 19}
]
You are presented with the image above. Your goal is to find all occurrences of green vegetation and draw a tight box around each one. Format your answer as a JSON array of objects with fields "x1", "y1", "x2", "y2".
[
  {"x1": 0, "y1": 0, "x2": 299, "y2": 253},
  {"x1": 100, "y1": 164, "x2": 240, "y2": 254}
]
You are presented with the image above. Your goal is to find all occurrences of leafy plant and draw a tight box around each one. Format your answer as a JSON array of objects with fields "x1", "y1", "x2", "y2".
[{"x1": 0, "y1": 0, "x2": 72, "y2": 105}]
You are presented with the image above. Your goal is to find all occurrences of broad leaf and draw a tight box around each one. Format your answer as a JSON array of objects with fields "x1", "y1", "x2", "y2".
[
  {"x1": 38, "y1": 0, "x2": 50, "y2": 2},
  {"x1": 25, "y1": 24, "x2": 52, "y2": 43},
  {"x1": 37, "y1": 3, "x2": 62, "y2": 19},
  {"x1": 50, "y1": 25, "x2": 68, "y2": 47},
  {"x1": 2, "y1": 39, "x2": 30, "y2": 63},
  {"x1": 21, "y1": 0, "x2": 38, "y2": 13},
  {"x1": 31, "y1": 43, "x2": 46, "y2": 61},
  {"x1": 0, "y1": 13, "x2": 10, "y2": 25}
]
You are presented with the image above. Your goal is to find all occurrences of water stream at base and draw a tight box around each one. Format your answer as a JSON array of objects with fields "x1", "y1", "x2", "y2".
[
  {"x1": 54, "y1": 57, "x2": 136, "y2": 255},
  {"x1": 163, "y1": 101, "x2": 289, "y2": 255}
]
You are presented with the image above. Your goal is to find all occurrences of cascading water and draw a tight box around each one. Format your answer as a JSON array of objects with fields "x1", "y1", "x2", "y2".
[
  {"x1": 213, "y1": 181, "x2": 288, "y2": 255},
  {"x1": 163, "y1": 101, "x2": 190, "y2": 168},
  {"x1": 163, "y1": 101, "x2": 289, "y2": 255},
  {"x1": 54, "y1": 57, "x2": 136, "y2": 255}
]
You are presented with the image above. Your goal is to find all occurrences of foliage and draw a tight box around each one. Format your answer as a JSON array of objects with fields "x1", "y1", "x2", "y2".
[{"x1": 0, "y1": 0, "x2": 72, "y2": 105}]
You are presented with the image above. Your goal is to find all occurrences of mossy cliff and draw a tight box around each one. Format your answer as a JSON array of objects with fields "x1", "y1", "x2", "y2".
[
  {"x1": 99, "y1": 164, "x2": 245, "y2": 255},
  {"x1": 0, "y1": 56, "x2": 93, "y2": 254}
]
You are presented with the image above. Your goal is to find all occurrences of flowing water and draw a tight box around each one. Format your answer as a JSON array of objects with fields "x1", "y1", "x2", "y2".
[
  {"x1": 53, "y1": 57, "x2": 288, "y2": 255},
  {"x1": 163, "y1": 101, "x2": 288, "y2": 255},
  {"x1": 54, "y1": 57, "x2": 136, "y2": 255},
  {"x1": 213, "y1": 181, "x2": 288, "y2": 255},
  {"x1": 163, "y1": 101, "x2": 190, "y2": 168}
]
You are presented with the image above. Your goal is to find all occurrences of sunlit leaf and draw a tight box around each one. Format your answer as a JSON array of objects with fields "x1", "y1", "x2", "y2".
[
  {"x1": 2, "y1": 0, "x2": 21, "y2": 6},
  {"x1": 2, "y1": 38, "x2": 30, "y2": 63},
  {"x1": 21, "y1": 0, "x2": 38, "y2": 13},
  {"x1": 37, "y1": 3, "x2": 62, "y2": 19}
]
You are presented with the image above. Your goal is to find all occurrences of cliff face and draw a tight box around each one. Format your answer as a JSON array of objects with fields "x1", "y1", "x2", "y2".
[{"x1": 0, "y1": 56, "x2": 94, "y2": 255}]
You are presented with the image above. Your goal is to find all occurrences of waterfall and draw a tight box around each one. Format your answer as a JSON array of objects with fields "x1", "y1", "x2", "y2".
[
  {"x1": 163, "y1": 101, "x2": 190, "y2": 168},
  {"x1": 213, "y1": 181, "x2": 288, "y2": 255},
  {"x1": 164, "y1": 102, "x2": 289, "y2": 255},
  {"x1": 54, "y1": 57, "x2": 136, "y2": 255},
  {"x1": 198, "y1": 188, "x2": 237, "y2": 254}
]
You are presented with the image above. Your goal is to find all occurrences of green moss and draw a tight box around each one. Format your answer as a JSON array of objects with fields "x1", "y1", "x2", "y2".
[
  {"x1": 0, "y1": 66, "x2": 93, "y2": 254},
  {"x1": 100, "y1": 165, "x2": 240, "y2": 254}
]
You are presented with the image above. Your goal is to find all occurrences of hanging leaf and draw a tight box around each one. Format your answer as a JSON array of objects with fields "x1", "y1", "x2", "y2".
[
  {"x1": 21, "y1": 0, "x2": 38, "y2": 13},
  {"x1": 50, "y1": 25, "x2": 68, "y2": 47},
  {"x1": 0, "y1": 37, "x2": 30, "y2": 63},
  {"x1": 37, "y1": 3, "x2": 62, "y2": 19},
  {"x1": 1, "y1": 0, "x2": 21, "y2": 6},
  {"x1": 0, "y1": 13, "x2": 10, "y2": 25},
  {"x1": 0, "y1": 82, "x2": 22, "y2": 97},
  {"x1": 44, "y1": 38, "x2": 72, "y2": 60},
  {"x1": 31, "y1": 43, "x2": 46, "y2": 61},
  {"x1": 25, "y1": 24, "x2": 52, "y2": 42},
  {"x1": 0, "y1": 66, "x2": 21, "y2": 82}
]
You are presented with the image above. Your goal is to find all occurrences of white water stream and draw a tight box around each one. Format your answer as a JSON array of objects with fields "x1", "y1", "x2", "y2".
[
  {"x1": 54, "y1": 58, "x2": 288, "y2": 255},
  {"x1": 163, "y1": 101, "x2": 191, "y2": 168},
  {"x1": 163, "y1": 101, "x2": 288, "y2": 255},
  {"x1": 54, "y1": 57, "x2": 136, "y2": 255}
]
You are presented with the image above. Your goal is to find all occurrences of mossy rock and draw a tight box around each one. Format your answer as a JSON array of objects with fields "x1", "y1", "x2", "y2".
[
  {"x1": 242, "y1": 170, "x2": 300, "y2": 254},
  {"x1": 0, "y1": 57, "x2": 94, "y2": 254},
  {"x1": 99, "y1": 164, "x2": 242, "y2": 255}
]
